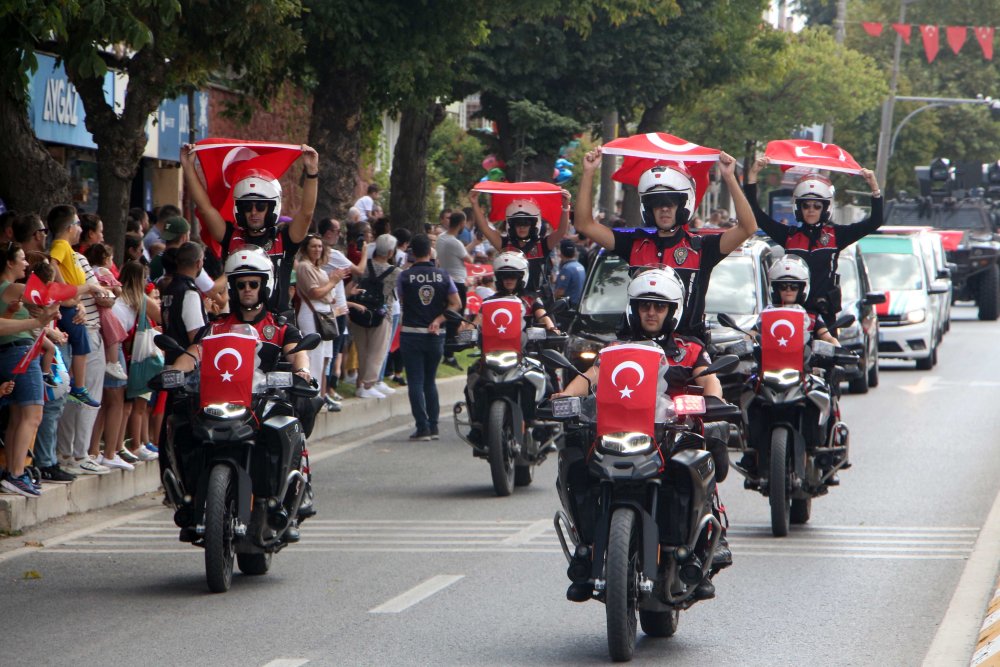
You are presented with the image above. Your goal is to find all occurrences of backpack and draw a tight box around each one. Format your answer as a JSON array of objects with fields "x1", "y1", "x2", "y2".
[{"x1": 348, "y1": 262, "x2": 394, "y2": 328}]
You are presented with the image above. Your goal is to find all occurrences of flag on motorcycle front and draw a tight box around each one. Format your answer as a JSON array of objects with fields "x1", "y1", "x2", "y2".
[
  {"x1": 199, "y1": 332, "x2": 258, "y2": 409},
  {"x1": 764, "y1": 140, "x2": 863, "y2": 175},
  {"x1": 759, "y1": 308, "x2": 809, "y2": 374},
  {"x1": 472, "y1": 181, "x2": 564, "y2": 226},
  {"x1": 596, "y1": 343, "x2": 664, "y2": 438},
  {"x1": 480, "y1": 297, "x2": 523, "y2": 354}
]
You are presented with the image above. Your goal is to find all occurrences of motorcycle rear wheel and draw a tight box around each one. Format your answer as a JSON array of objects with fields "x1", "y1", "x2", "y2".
[
  {"x1": 205, "y1": 464, "x2": 237, "y2": 593},
  {"x1": 769, "y1": 427, "x2": 791, "y2": 538},
  {"x1": 237, "y1": 552, "x2": 272, "y2": 576},
  {"x1": 487, "y1": 400, "x2": 515, "y2": 497},
  {"x1": 606, "y1": 508, "x2": 639, "y2": 662}
]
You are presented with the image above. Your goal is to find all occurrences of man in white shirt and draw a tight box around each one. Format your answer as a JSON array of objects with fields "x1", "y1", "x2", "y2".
[
  {"x1": 435, "y1": 211, "x2": 477, "y2": 367},
  {"x1": 319, "y1": 218, "x2": 366, "y2": 408},
  {"x1": 353, "y1": 184, "x2": 381, "y2": 222}
]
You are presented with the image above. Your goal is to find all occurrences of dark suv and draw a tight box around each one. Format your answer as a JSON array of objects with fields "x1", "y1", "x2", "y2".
[{"x1": 835, "y1": 244, "x2": 883, "y2": 393}]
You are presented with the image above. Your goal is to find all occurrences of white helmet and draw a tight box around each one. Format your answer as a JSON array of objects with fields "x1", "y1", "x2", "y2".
[
  {"x1": 792, "y1": 173, "x2": 834, "y2": 223},
  {"x1": 638, "y1": 165, "x2": 696, "y2": 228},
  {"x1": 232, "y1": 169, "x2": 282, "y2": 229},
  {"x1": 626, "y1": 266, "x2": 685, "y2": 336},
  {"x1": 767, "y1": 255, "x2": 810, "y2": 304},
  {"x1": 493, "y1": 250, "x2": 529, "y2": 292},
  {"x1": 504, "y1": 199, "x2": 541, "y2": 238},
  {"x1": 224, "y1": 245, "x2": 274, "y2": 308}
]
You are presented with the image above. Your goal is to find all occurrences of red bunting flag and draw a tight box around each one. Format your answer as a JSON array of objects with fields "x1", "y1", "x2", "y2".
[
  {"x1": 862, "y1": 22, "x2": 884, "y2": 37},
  {"x1": 198, "y1": 332, "x2": 258, "y2": 409},
  {"x1": 764, "y1": 140, "x2": 863, "y2": 175},
  {"x1": 189, "y1": 139, "x2": 303, "y2": 258},
  {"x1": 611, "y1": 157, "x2": 714, "y2": 209},
  {"x1": 975, "y1": 27, "x2": 995, "y2": 60},
  {"x1": 480, "y1": 297, "x2": 523, "y2": 354},
  {"x1": 893, "y1": 23, "x2": 913, "y2": 45},
  {"x1": 471, "y1": 181, "x2": 564, "y2": 225},
  {"x1": 596, "y1": 343, "x2": 664, "y2": 438},
  {"x1": 946, "y1": 26, "x2": 967, "y2": 55},
  {"x1": 921, "y1": 25, "x2": 940, "y2": 63},
  {"x1": 12, "y1": 329, "x2": 47, "y2": 375}
]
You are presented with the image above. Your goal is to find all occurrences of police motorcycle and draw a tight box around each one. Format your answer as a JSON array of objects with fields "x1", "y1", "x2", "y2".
[
  {"x1": 151, "y1": 328, "x2": 321, "y2": 593},
  {"x1": 542, "y1": 343, "x2": 740, "y2": 662},
  {"x1": 448, "y1": 298, "x2": 568, "y2": 496},
  {"x1": 718, "y1": 309, "x2": 858, "y2": 537}
]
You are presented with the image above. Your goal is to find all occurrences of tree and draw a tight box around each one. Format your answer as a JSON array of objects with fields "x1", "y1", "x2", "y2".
[{"x1": 428, "y1": 116, "x2": 489, "y2": 207}]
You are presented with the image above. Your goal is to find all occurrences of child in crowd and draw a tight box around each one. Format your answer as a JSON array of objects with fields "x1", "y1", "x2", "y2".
[
  {"x1": 26, "y1": 263, "x2": 65, "y2": 388},
  {"x1": 84, "y1": 244, "x2": 128, "y2": 380}
]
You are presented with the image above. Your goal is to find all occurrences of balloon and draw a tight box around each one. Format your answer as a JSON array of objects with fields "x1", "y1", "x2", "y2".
[
  {"x1": 479, "y1": 175, "x2": 490, "y2": 182},
  {"x1": 487, "y1": 167, "x2": 506, "y2": 182},
  {"x1": 482, "y1": 155, "x2": 499, "y2": 171},
  {"x1": 555, "y1": 158, "x2": 574, "y2": 169},
  {"x1": 555, "y1": 168, "x2": 573, "y2": 185}
]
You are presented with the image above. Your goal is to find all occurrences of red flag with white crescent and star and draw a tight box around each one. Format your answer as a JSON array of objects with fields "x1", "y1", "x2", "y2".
[
  {"x1": 472, "y1": 181, "x2": 564, "y2": 225},
  {"x1": 764, "y1": 140, "x2": 863, "y2": 175},
  {"x1": 198, "y1": 333, "x2": 258, "y2": 409},
  {"x1": 596, "y1": 343, "x2": 664, "y2": 438},
  {"x1": 759, "y1": 308, "x2": 809, "y2": 374},
  {"x1": 12, "y1": 329, "x2": 47, "y2": 375},
  {"x1": 189, "y1": 139, "x2": 303, "y2": 257},
  {"x1": 24, "y1": 273, "x2": 77, "y2": 305},
  {"x1": 480, "y1": 297, "x2": 523, "y2": 354}
]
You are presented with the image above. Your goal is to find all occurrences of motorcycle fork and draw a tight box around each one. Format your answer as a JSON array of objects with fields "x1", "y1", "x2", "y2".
[{"x1": 591, "y1": 482, "x2": 661, "y2": 595}]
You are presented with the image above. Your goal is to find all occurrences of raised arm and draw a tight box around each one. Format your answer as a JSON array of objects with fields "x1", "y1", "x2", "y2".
[
  {"x1": 573, "y1": 148, "x2": 615, "y2": 251},
  {"x1": 743, "y1": 156, "x2": 789, "y2": 243},
  {"x1": 180, "y1": 144, "x2": 227, "y2": 243},
  {"x1": 837, "y1": 168, "x2": 884, "y2": 247},
  {"x1": 288, "y1": 145, "x2": 319, "y2": 244},
  {"x1": 545, "y1": 189, "x2": 572, "y2": 251},
  {"x1": 469, "y1": 191, "x2": 502, "y2": 250},
  {"x1": 718, "y1": 151, "x2": 759, "y2": 255}
]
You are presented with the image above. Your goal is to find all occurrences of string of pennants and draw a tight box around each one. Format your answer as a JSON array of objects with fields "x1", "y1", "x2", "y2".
[{"x1": 859, "y1": 23, "x2": 995, "y2": 62}]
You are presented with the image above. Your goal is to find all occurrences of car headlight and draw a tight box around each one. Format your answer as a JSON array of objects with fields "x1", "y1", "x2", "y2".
[
  {"x1": 598, "y1": 431, "x2": 654, "y2": 456},
  {"x1": 484, "y1": 351, "x2": 519, "y2": 372},
  {"x1": 762, "y1": 369, "x2": 801, "y2": 388},
  {"x1": 903, "y1": 309, "x2": 926, "y2": 324}
]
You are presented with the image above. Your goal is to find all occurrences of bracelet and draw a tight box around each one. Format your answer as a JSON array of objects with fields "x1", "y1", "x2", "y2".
[
  {"x1": 562, "y1": 206, "x2": 571, "y2": 212},
  {"x1": 305, "y1": 171, "x2": 319, "y2": 179},
  {"x1": 871, "y1": 190, "x2": 882, "y2": 198}
]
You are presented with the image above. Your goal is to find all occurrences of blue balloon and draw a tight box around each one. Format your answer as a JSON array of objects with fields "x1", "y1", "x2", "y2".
[
  {"x1": 555, "y1": 158, "x2": 574, "y2": 169},
  {"x1": 555, "y1": 168, "x2": 573, "y2": 184}
]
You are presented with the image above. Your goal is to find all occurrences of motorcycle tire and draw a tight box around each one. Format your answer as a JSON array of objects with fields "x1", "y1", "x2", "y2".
[
  {"x1": 205, "y1": 464, "x2": 237, "y2": 593},
  {"x1": 487, "y1": 400, "x2": 515, "y2": 497},
  {"x1": 514, "y1": 464, "x2": 534, "y2": 487},
  {"x1": 790, "y1": 498, "x2": 811, "y2": 525},
  {"x1": 606, "y1": 508, "x2": 639, "y2": 662},
  {"x1": 639, "y1": 609, "x2": 679, "y2": 638},
  {"x1": 237, "y1": 552, "x2": 272, "y2": 576},
  {"x1": 769, "y1": 427, "x2": 791, "y2": 538}
]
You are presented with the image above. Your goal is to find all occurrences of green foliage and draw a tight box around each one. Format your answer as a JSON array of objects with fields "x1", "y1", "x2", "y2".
[
  {"x1": 505, "y1": 100, "x2": 582, "y2": 180},
  {"x1": 792, "y1": 0, "x2": 837, "y2": 26},
  {"x1": 428, "y1": 116, "x2": 488, "y2": 206}
]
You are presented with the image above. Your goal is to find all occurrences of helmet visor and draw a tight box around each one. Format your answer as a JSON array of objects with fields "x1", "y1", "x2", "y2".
[
  {"x1": 236, "y1": 199, "x2": 275, "y2": 214},
  {"x1": 641, "y1": 191, "x2": 686, "y2": 211},
  {"x1": 507, "y1": 216, "x2": 538, "y2": 228},
  {"x1": 773, "y1": 281, "x2": 803, "y2": 292}
]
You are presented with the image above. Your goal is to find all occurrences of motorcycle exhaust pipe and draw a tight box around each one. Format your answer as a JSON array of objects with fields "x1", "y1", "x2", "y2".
[
  {"x1": 679, "y1": 555, "x2": 704, "y2": 585},
  {"x1": 267, "y1": 509, "x2": 290, "y2": 532}
]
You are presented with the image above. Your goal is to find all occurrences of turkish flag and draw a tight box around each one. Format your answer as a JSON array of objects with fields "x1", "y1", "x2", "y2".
[
  {"x1": 24, "y1": 273, "x2": 77, "y2": 305},
  {"x1": 946, "y1": 26, "x2": 967, "y2": 55},
  {"x1": 189, "y1": 139, "x2": 303, "y2": 257},
  {"x1": 862, "y1": 22, "x2": 884, "y2": 37},
  {"x1": 975, "y1": 27, "x2": 995, "y2": 60},
  {"x1": 612, "y1": 157, "x2": 714, "y2": 209},
  {"x1": 465, "y1": 261, "x2": 493, "y2": 277},
  {"x1": 921, "y1": 25, "x2": 940, "y2": 63},
  {"x1": 602, "y1": 132, "x2": 720, "y2": 163},
  {"x1": 198, "y1": 332, "x2": 257, "y2": 409},
  {"x1": 472, "y1": 181, "x2": 564, "y2": 225},
  {"x1": 12, "y1": 329, "x2": 47, "y2": 375},
  {"x1": 480, "y1": 297, "x2": 522, "y2": 354},
  {"x1": 759, "y1": 308, "x2": 808, "y2": 374},
  {"x1": 765, "y1": 140, "x2": 863, "y2": 175},
  {"x1": 596, "y1": 343, "x2": 663, "y2": 438},
  {"x1": 893, "y1": 23, "x2": 912, "y2": 45},
  {"x1": 465, "y1": 292, "x2": 483, "y2": 316}
]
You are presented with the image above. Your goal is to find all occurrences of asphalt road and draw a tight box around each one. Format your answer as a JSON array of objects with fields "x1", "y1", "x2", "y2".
[{"x1": 2, "y1": 303, "x2": 999, "y2": 667}]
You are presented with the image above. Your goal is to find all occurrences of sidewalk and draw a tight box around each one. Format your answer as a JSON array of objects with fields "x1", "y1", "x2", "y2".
[{"x1": 0, "y1": 376, "x2": 466, "y2": 533}]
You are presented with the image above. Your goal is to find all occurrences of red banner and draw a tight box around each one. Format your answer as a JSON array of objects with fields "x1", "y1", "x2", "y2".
[
  {"x1": 759, "y1": 308, "x2": 809, "y2": 375},
  {"x1": 764, "y1": 140, "x2": 862, "y2": 175},
  {"x1": 596, "y1": 343, "x2": 664, "y2": 438},
  {"x1": 471, "y1": 181, "x2": 564, "y2": 225},
  {"x1": 893, "y1": 23, "x2": 912, "y2": 45},
  {"x1": 603, "y1": 132, "x2": 720, "y2": 163},
  {"x1": 480, "y1": 297, "x2": 523, "y2": 354},
  {"x1": 612, "y1": 157, "x2": 714, "y2": 209},
  {"x1": 190, "y1": 139, "x2": 303, "y2": 257},
  {"x1": 862, "y1": 22, "x2": 884, "y2": 37},
  {"x1": 199, "y1": 332, "x2": 257, "y2": 409},
  {"x1": 975, "y1": 27, "x2": 995, "y2": 60},
  {"x1": 921, "y1": 25, "x2": 940, "y2": 63},
  {"x1": 946, "y1": 26, "x2": 967, "y2": 55}
]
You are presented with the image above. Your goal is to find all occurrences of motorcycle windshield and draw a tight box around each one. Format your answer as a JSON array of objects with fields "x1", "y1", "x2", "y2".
[
  {"x1": 759, "y1": 307, "x2": 808, "y2": 374},
  {"x1": 595, "y1": 342, "x2": 665, "y2": 438},
  {"x1": 480, "y1": 297, "x2": 524, "y2": 354},
  {"x1": 199, "y1": 332, "x2": 258, "y2": 409}
]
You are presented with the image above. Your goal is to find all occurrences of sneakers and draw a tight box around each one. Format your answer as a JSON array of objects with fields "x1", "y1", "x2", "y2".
[
  {"x1": 373, "y1": 381, "x2": 396, "y2": 395},
  {"x1": 1, "y1": 472, "x2": 40, "y2": 497},
  {"x1": 144, "y1": 443, "x2": 159, "y2": 454},
  {"x1": 324, "y1": 395, "x2": 342, "y2": 412},
  {"x1": 442, "y1": 357, "x2": 462, "y2": 370},
  {"x1": 68, "y1": 386, "x2": 100, "y2": 408},
  {"x1": 42, "y1": 372, "x2": 58, "y2": 388},
  {"x1": 105, "y1": 361, "x2": 128, "y2": 380},
  {"x1": 429, "y1": 425, "x2": 440, "y2": 440},
  {"x1": 58, "y1": 457, "x2": 85, "y2": 475},
  {"x1": 330, "y1": 391, "x2": 345, "y2": 402},
  {"x1": 77, "y1": 456, "x2": 111, "y2": 475},
  {"x1": 40, "y1": 465, "x2": 76, "y2": 483},
  {"x1": 356, "y1": 386, "x2": 386, "y2": 400},
  {"x1": 390, "y1": 374, "x2": 407, "y2": 386},
  {"x1": 98, "y1": 454, "x2": 135, "y2": 471},
  {"x1": 132, "y1": 446, "x2": 158, "y2": 462},
  {"x1": 408, "y1": 429, "x2": 432, "y2": 441},
  {"x1": 117, "y1": 448, "x2": 140, "y2": 464}
]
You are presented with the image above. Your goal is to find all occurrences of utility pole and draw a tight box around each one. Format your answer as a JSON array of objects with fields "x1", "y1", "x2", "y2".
[
  {"x1": 822, "y1": 0, "x2": 848, "y2": 143},
  {"x1": 875, "y1": 0, "x2": 918, "y2": 189},
  {"x1": 599, "y1": 110, "x2": 618, "y2": 219}
]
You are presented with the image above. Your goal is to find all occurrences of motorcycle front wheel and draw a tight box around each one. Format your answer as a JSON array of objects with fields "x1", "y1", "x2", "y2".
[
  {"x1": 237, "y1": 552, "x2": 272, "y2": 576},
  {"x1": 769, "y1": 427, "x2": 791, "y2": 538},
  {"x1": 606, "y1": 508, "x2": 639, "y2": 662},
  {"x1": 487, "y1": 400, "x2": 515, "y2": 497},
  {"x1": 205, "y1": 464, "x2": 237, "y2": 593}
]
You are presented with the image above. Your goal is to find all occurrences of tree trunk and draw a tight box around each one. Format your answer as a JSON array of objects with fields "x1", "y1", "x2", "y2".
[
  {"x1": 308, "y1": 68, "x2": 368, "y2": 222},
  {"x1": 389, "y1": 102, "x2": 445, "y2": 235},
  {"x1": 0, "y1": 88, "x2": 72, "y2": 216}
]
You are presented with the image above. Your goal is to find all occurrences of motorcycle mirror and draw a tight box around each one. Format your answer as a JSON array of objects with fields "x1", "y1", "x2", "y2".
[
  {"x1": 539, "y1": 348, "x2": 574, "y2": 369},
  {"x1": 443, "y1": 309, "x2": 470, "y2": 324},
  {"x1": 694, "y1": 353, "x2": 740, "y2": 379},
  {"x1": 716, "y1": 313, "x2": 749, "y2": 335},
  {"x1": 154, "y1": 334, "x2": 186, "y2": 355},
  {"x1": 548, "y1": 298, "x2": 571, "y2": 316},
  {"x1": 863, "y1": 291, "x2": 887, "y2": 306},
  {"x1": 834, "y1": 313, "x2": 856, "y2": 330},
  {"x1": 290, "y1": 332, "x2": 322, "y2": 354}
]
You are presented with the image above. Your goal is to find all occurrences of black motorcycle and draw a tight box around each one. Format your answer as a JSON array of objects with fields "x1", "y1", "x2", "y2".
[
  {"x1": 542, "y1": 346, "x2": 739, "y2": 662},
  {"x1": 151, "y1": 331, "x2": 321, "y2": 592}
]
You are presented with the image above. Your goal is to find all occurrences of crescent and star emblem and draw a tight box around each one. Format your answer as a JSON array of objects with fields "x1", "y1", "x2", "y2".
[
  {"x1": 673, "y1": 247, "x2": 689, "y2": 265},
  {"x1": 646, "y1": 133, "x2": 699, "y2": 153},
  {"x1": 610, "y1": 360, "x2": 645, "y2": 399},
  {"x1": 221, "y1": 147, "x2": 261, "y2": 187},
  {"x1": 792, "y1": 143, "x2": 846, "y2": 162},
  {"x1": 213, "y1": 347, "x2": 244, "y2": 382},
  {"x1": 819, "y1": 232, "x2": 830, "y2": 246},
  {"x1": 769, "y1": 319, "x2": 796, "y2": 347},
  {"x1": 490, "y1": 308, "x2": 513, "y2": 334},
  {"x1": 28, "y1": 289, "x2": 43, "y2": 305}
]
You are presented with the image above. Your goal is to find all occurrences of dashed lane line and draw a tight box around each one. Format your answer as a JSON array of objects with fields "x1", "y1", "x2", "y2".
[{"x1": 368, "y1": 574, "x2": 465, "y2": 614}]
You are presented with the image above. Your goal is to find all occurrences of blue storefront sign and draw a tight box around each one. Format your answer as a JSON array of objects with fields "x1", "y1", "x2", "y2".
[{"x1": 155, "y1": 92, "x2": 209, "y2": 161}]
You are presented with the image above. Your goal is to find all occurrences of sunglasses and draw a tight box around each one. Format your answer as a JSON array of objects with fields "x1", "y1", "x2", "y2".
[
  {"x1": 636, "y1": 300, "x2": 669, "y2": 312},
  {"x1": 775, "y1": 282, "x2": 801, "y2": 291},
  {"x1": 799, "y1": 201, "x2": 824, "y2": 211},
  {"x1": 509, "y1": 218, "x2": 537, "y2": 227},
  {"x1": 236, "y1": 200, "x2": 271, "y2": 213},
  {"x1": 235, "y1": 280, "x2": 260, "y2": 290}
]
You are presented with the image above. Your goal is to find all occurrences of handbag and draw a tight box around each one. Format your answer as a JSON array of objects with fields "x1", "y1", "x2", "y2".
[
  {"x1": 301, "y1": 292, "x2": 338, "y2": 341},
  {"x1": 126, "y1": 297, "x2": 165, "y2": 399}
]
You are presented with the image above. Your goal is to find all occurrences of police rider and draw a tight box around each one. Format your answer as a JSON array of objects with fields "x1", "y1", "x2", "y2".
[
  {"x1": 552, "y1": 266, "x2": 732, "y2": 601},
  {"x1": 573, "y1": 148, "x2": 757, "y2": 341},
  {"x1": 760, "y1": 256, "x2": 839, "y2": 346},
  {"x1": 474, "y1": 251, "x2": 560, "y2": 333}
]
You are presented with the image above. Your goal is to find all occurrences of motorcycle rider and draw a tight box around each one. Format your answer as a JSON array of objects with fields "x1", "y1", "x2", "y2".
[
  {"x1": 759, "y1": 256, "x2": 839, "y2": 346},
  {"x1": 552, "y1": 266, "x2": 732, "y2": 601},
  {"x1": 572, "y1": 148, "x2": 757, "y2": 341},
  {"x1": 745, "y1": 159, "x2": 882, "y2": 333}
]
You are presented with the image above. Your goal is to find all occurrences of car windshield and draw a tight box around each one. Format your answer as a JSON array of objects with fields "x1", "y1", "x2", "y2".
[
  {"x1": 864, "y1": 253, "x2": 924, "y2": 291},
  {"x1": 837, "y1": 256, "x2": 860, "y2": 302},
  {"x1": 580, "y1": 254, "x2": 629, "y2": 315},
  {"x1": 887, "y1": 204, "x2": 987, "y2": 231},
  {"x1": 705, "y1": 257, "x2": 757, "y2": 316}
]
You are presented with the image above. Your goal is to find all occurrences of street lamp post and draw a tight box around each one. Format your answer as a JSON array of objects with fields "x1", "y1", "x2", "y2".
[
  {"x1": 888, "y1": 96, "x2": 996, "y2": 159},
  {"x1": 874, "y1": 0, "x2": 919, "y2": 188}
]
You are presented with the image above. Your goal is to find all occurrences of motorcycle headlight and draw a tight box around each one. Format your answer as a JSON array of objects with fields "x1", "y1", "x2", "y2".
[
  {"x1": 762, "y1": 369, "x2": 801, "y2": 389},
  {"x1": 598, "y1": 431, "x2": 654, "y2": 455},
  {"x1": 484, "y1": 351, "x2": 519, "y2": 372},
  {"x1": 903, "y1": 309, "x2": 926, "y2": 324},
  {"x1": 202, "y1": 403, "x2": 248, "y2": 419}
]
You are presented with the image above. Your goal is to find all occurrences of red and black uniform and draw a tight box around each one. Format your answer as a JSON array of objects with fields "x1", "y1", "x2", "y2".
[
  {"x1": 499, "y1": 233, "x2": 549, "y2": 294},
  {"x1": 658, "y1": 334, "x2": 713, "y2": 397},
  {"x1": 208, "y1": 310, "x2": 302, "y2": 372},
  {"x1": 221, "y1": 223, "x2": 300, "y2": 313},
  {"x1": 611, "y1": 228, "x2": 725, "y2": 340}
]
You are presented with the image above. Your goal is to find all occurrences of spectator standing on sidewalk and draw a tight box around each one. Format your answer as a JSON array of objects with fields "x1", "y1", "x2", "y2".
[
  {"x1": 396, "y1": 234, "x2": 460, "y2": 441},
  {"x1": 553, "y1": 239, "x2": 586, "y2": 308},
  {"x1": 436, "y1": 211, "x2": 477, "y2": 369},
  {"x1": 295, "y1": 234, "x2": 340, "y2": 402},
  {"x1": 319, "y1": 218, "x2": 365, "y2": 408},
  {"x1": 348, "y1": 234, "x2": 399, "y2": 399}
]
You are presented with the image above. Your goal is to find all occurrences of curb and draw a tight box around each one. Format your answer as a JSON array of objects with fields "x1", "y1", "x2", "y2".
[
  {"x1": 0, "y1": 375, "x2": 468, "y2": 534},
  {"x1": 972, "y1": 577, "x2": 1000, "y2": 666}
]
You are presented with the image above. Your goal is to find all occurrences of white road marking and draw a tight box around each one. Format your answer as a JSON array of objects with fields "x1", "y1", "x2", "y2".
[
  {"x1": 261, "y1": 660, "x2": 309, "y2": 667},
  {"x1": 898, "y1": 376, "x2": 941, "y2": 394},
  {"x1": 309, "y1": 424, "x2": 413, "y2": 463},
  {"x1": 499, "y1": 519, "x2": 551, "y2": 546},
  {"x1": 369, "y1": 574, "x2": 464, "y2": 614}
]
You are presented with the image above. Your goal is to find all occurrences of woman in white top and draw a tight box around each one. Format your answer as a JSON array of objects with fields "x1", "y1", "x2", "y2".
[{"x1": 295, "y1": 234, "x2": 341, "y2": 402}]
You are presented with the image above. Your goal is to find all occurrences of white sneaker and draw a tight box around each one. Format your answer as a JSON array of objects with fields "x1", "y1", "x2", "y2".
[
  {"x1": 100, "y1": 454, "x2": 135, "y2": 471},
  {"x1": 77, "y1": 456, "x2": 110, "y2": 475},
  {"x1": 134, "y1": 446, "x2": 158, "y2": 462},
  {"x1": 105, "y1": 361, "x2": 128, "y2": 380},
  {"x1": 373, "y1": 381, "x2": 396, "y2": 395},
  {"x1": 356, "y1": 386, "x2": 386, "y2": 399}
]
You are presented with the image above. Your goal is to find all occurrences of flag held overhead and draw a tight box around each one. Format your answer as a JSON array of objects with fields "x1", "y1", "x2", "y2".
[
  {"x1": 472, "y1": 181, "x2": 564, "y2": 224},
  {"x1": 764, "y1": 140, "x2": 863, "y2": 175}
]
